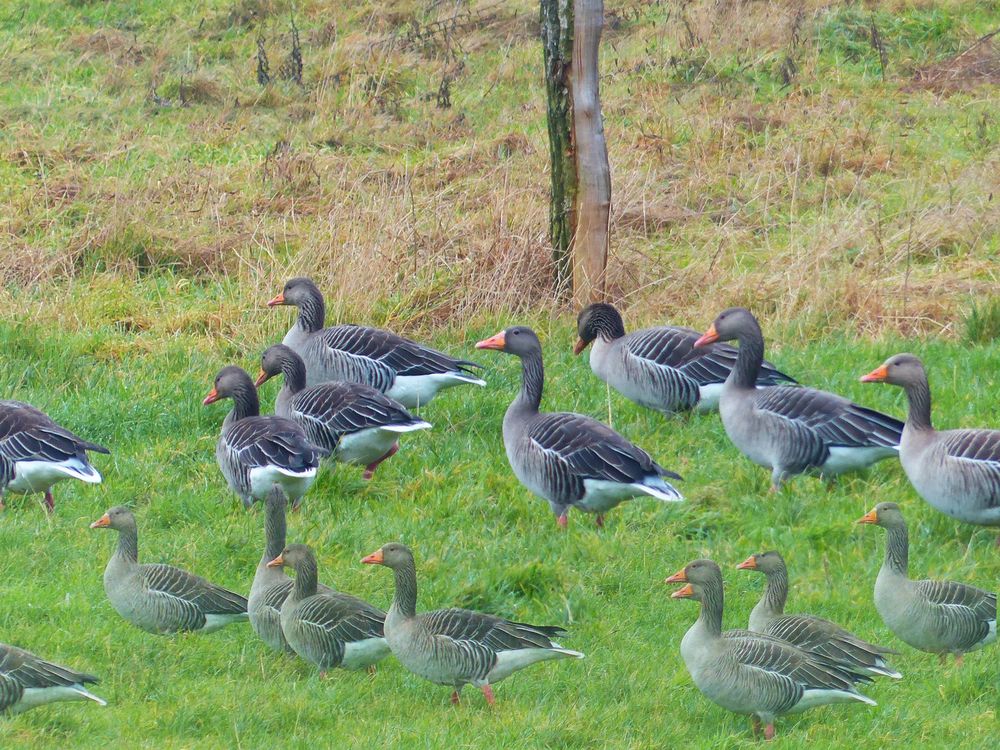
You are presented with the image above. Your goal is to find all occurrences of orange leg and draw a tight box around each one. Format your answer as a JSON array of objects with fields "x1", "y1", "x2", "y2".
[
  {"x1": 450, "y1": 690, "x2": 461, "y2": 705},
  {"x1": 363, "y1": 443, "x2": 399, "y2": 480},
  {"x1": 481, "y1": 684, "x2": 495, "y2": 706}
]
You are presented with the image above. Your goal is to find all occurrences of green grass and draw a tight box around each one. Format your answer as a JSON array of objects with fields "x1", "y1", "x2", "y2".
[{"x1": 0, "y1": 304, "x2": 997, "y2": 748}]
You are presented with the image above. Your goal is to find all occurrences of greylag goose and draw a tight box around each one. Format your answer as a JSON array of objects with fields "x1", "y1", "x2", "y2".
[
  {"x1": 475, "y1": 326, "x2": 682, "y2": 528},
  {"x1": 268, "y1": 544, "x2": 388, "y2": 675},
  {"x1": 861, "y1": 354, "x2": 1000, "y2": 538},
  {"x1": 362, "y1": 542, "x2": 582, "y2": 705},
  {"x1": 267, "y1": 277, "x2": 485, "y2": 408},
  {"x1": 203, "y1": 365, "x2": 329, "y2": 509},
  {"x1": 857, "y1": 502, "x2": 996, "y2": 664},
  {"x1": 736, "y1": 551, "x2": 900, "y2": 678},
  {"x1": 248, "y1": 487, "x2": 333, "y2": 653},
  {"x1": 694, "y1": 308, "x2": 902, "y2": 490},
  {"x1": 574, "y1": 303, "x2": 796, "y2": 414},
  {"x1": 91, "y1": 506, "x2": 249, "y2": 634},
  {"x1": 0, "y1": 400, "x2": 109, "y2": 512},
  {"x1": 255, "y1": 344, "x2": 431, "y2": 479},
  {"x1": 667, "y1": 559, "x2": 875, "y2": 740},
  {"x1": 0, "y1": 643, "x2": 106, "y2": 714}
]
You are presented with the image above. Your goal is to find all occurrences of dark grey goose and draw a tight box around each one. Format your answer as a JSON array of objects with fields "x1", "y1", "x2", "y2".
[
  {"x1": 255, "y1": 344, "x2": 431, "y2": 479},
  {"x1": 0, "y1": 400, "x2": 109, "y2": 512},
  {"x1": 266, "y1": 277, "x2": 485, "y2": 408},
  {"x1": 248, "y1": 486, "x2": 334, "y2": 653},
  {"x1": 475, "y1": 326, "x2": 682, "y2": 528},
  {"x1": 667, "y1": 559, "x2": 875, "y2": 741},
  {"x1": 91, "y1": 506, "x2": 248, "y2": 634},
  {"x1": 574, "y1": 303, "x2": 796, "y2": 414},
  {"x1": 0, "y1": 643, "x2": 106, "y2": 714},
  {"x1": 736, "y1": 551, "x2": 900, "y2": 679},
  {"x1": 268, "y1": 544, "x2": 388, "y2": 674},
  {"x1": 362, "y1": 542, "x2": 582, "y2": 705},
  {"x1": 861, "y1": 354, "x2": 1000, "y2": 539},
  {"x1": 694, "y1": 308, "x2": 902, "y2": 489},
  {"x1": 858, "y1": 502, "x2": 996, "y2": 664},
  {"x1": 203, "y1": 365, "x2": 329, "y2": 509}
]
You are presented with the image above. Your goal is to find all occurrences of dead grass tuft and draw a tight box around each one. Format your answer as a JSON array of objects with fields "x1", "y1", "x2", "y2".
[
  {"x1": 908, "y1": 30, "x2": 1000, "y2": 93},
  {"x1": 67, "y1": 29, "x2": 145, "y2": 65}
]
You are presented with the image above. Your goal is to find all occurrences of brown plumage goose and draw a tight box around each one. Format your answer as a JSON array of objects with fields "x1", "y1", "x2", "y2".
[
  {"x1": 736, "y1": 551, "x2": 900, "y2": 679},
  {"x1": 858, "y1": 502, "x2": 996, "y2": 664},
  {"x1": 861, "y1": 354, "x2": 1000, "y2": 540},
  {"x1": 668, "y1": 559, "x2": 875, "y2": 740},
  {"x1": 0, "y1": 643, "x2": 106, "y2": 715},
  {"x1": 694, "y1": 308, "x2": 902, "y2": 489}
]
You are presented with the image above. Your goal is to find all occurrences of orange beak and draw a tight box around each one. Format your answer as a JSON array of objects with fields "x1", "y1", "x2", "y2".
[
  {"x1": 266, "y1": 554, "x2": 285, "y2": 568},
  {"x1": 735, "y1": 555, "x2": 757, "y2": 570},
  {"x1": 202, "y1": 387, "x2": 220, "y2": 406},
  {"x1": 857, "y1": 509, "x2": 879, "y2": 525},
  {"x1": 860, "y1": 365, "x2": 889, "y2": 383},
  {"x1": 475, "y1": 331, "x2": 506, "y2": 351},
  {"x1": 361, "y1": 549, "x2": 384, "y2": 565},
  {"x1": 671, "y1": 583, "x2": 695, "y2": 599},
  {"x1": 89, "y1": 513, "x2": 111, "y2": 529},
  {"x1": 573, "y1": 338, "x2": 590, "y2": 356},
  {"x1": 693, "y1": 324, "x2": 719, "y2": 348},
  {"x1": 266, "y1": 292, "x2": 285, "y2": 307},
  {"x1": 254, "y1": 369, "x2": 271, "y2": 388},
  {"x1": 664, "y1": 568, "x2": 688, "y2": 584}
]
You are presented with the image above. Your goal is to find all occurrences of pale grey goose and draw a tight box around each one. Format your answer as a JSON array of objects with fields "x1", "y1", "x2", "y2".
[
  {"x1": 858, "y1": 502, "x2": 996, "y2": 664},
  {"x1": 574, "y1": 302, "x2": 796, "y2": 414},
  {"x1": 362, "y1": 542, "x2": 582, "y2": 705},
  {"x1": 268, "y1": 544, "x2": 388, "y2": 675},
  {"x1": 667, "y1": 559, "x2": 875, "y2": 740},
  {"x1": 256, "y1": 344, "x2": 431, "y2": 479},
  {"x1": 91, "y1": 506, "x2": 249, "y2": 634},
  {"x1": 861, "y1": 354, "x2": 1000, "y2": 538},
  {"x1": 0, "y1": 643, "x2": 106, "y2": 714},
  {"x1": 248, "y1": 486, "x2": 333, "y2": 653},
  {"x1": 476, "y1": 326, "x2": 682, "y2": 528},
  {"x1": 736, "y1": 551, "x2": 900, "y2": 679},
  {"x1": 267, "y1": 277, "x2": 485, "y2": 408},
  {"x1": 203, "y1": 365, "x2": 329, "y2": 509},
  {"x1": 694, "y1": 308, "x2": 902, "y2": 489},
  {"x1": 0, "y1": 400, "x2": 109, "y2": 512}
]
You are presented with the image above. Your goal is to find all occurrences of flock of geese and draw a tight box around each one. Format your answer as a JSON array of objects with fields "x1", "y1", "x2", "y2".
[{"x1": 1, "y1": 277, "x2": 996, "y2": 740}]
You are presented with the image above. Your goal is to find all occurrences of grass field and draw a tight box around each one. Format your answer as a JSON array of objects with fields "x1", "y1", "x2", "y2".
[{"x1": 1, "y1": 0, "x2": 999, "y2": 747}]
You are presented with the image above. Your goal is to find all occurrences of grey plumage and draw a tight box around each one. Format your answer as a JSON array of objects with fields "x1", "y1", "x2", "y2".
[
  {"x1": 575, "y1": 303, "x2": 796, "y2": 414},
  {"x1": 861, "y1": 354, "x2": 1000, "y2": 531},
  {"x1": 0, "y1": 643, "x2": 106, "y2": 715},
  {"x1": 267, "y1": 277, "x2": 485, "y2": 408},
  {"x1": 476, "y1": 326, "x2": 682, "y2": 528},
  {"x1": 737, "y1": 551, "x2": 900, "y2": 679},
  {"x1": 858, "y1": 502, "x2": 997, "y2": 660},
  {"x1": 696, "y1": 308, "x2": 902, "y2": 489},
  {"x1": 363, "y1": 542, "x2": 582, "y2": 705},
  {"x1": 91, "y1": 506, "x2": 248, "y2": 635}
]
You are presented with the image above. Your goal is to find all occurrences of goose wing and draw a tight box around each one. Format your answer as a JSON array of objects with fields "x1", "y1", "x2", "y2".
[
  {"x1": 320, "y1": 324, "x2": 480, "y2": 377},
  {"x1": 915, "y1": 579, "x2": 996, "y2": 645},
  {"x1": 724, "y1": 630, "x2": 863, "y2": 689},
  {"x1": 940, "y1": 428, "x2": 1000, "y2": 476},
  {"x1": 293, "y1": 593, "x2": 385, "y2": 645},
  {"x1": 141, "y1": 563, "x2": 248, "y2": 616},
  {"x1": 224, "y1": 416, "x2": 328, "y2": 471},
  {"x1": 290, "y1": 383, "x2": 419, "y2": 449},
  {"x1": 421, "y1": 608, "x2": 565, "y2": 651}
]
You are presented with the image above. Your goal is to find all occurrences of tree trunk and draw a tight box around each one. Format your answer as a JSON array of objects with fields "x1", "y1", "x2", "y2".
[{"x1": 540, "y1": 0, "x2": 610, "y2": 306}]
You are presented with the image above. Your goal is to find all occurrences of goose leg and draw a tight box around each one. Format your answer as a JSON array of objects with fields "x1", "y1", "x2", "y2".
[
  {"x1": 938, "y1": 653, "x2": 947, "y2": 666},
  {"x1": 769, "y1": 468, "x2": 787, "y2": 492},
  {"x1": 367, "y1": 664, "x2": 378, "y2": 677},
  {"x1": 751, "y1": 716, "x2": 762, "y2": 737},
  {"x1": 556, "y1": 513, "x2": 568, "y2": 529},
  {"x1": 764, "y1": 723, "x2": 775, "y2": 741},
  {"x1": 954, "y1": 653, "x2": 964, "y2": 667},
  {"x1": 44, "y1": 490, "x2": 55, "y2": 513},
  {"x1": 363, "y1": 443, "x2": 399, "y2": 480},
  {"x1": 481, "y1": 684, "x2": 495, "y2": 706},
  {"x1": 595, "y1": 514, "x2": 604, "y2": 529},
  {"x1": 450, "y1": 690, "x2": 461, "y2": 705}
]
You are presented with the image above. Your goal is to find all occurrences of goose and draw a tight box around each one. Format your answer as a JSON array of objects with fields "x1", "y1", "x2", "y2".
[
  {"x1": 255, "y1": 344, "x2": 431, "y2": 480},
  {"x1": 475, "y1": 326, "x2": 682, "y2": 528},
  {"x1": 0, "y1": 400, "x2": 109, "y2": 512},
  {"x1": 362, "y1": 543, "x2": 582, "y2": 705},
  {"x1": 736, "y1": 551, "x2": 900, "y2": 678},
  {"x1": 203, "y1": 365, "x2": 329, "y2": 509},
  {"x1": 667, "y1": 559, "x2": 875, "y2": 740},
  {"x1": 248, "y1": 486, "x2": 333, "y2": 653},
  {"x1": 90, "y1": 506, "x2": 249, "y2": 634},
  {"x1": 857, "y1": 502, "x2": 996, "y2": 664},
  {"x1": 574, "y1": 303, "x2": 796, "y2": 414},
  {"x1": 694, "y1": 308, "x2": 902, "y2": 490},
  {"x1": 0, "y1": 642, "x2": 106, "y2": 715},
  {"x1": 268, "y1": 544, "x2": 389, "y2": 675},
  {"x1": 266, "y1": 277, "x2": 485, "y2": 408},
  {"x1": 861, "y1": 354, "x2": 1000, "y2": 538}
]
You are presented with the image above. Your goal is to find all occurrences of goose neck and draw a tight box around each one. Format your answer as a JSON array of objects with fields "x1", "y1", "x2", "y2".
[
  {"x1": 390, "y1": 562, "x2": 418, "y2": 619},
  {"x1": 296, "y1": 291, "x2": 326, "y2": 334},
  {"x1": 229, "y1": 382, "x2": 261, "y2": 421},
  {"x1": 902, "y1": 377, "x2": 933, "y2": 431},
  {"x1": 697, "y1": 580, "x2": 725, "y2": 638},
  {"x1": 264, "y1": 500, "x2": 286, "y2": 562},
  {"x1": 514, "y1": 350, "x2": 544, "y2": 414},
  {"x1": 728, "y1": 322, "x2": 764, "y2": 388},
  {"x1": 114, "y1": 523, "x2": 139, "y2": 565},
  {"x1": 761, "y1": 567, "x2": 788, "y2": 615},
  {"x1": 280, "y1": 354, "x2": 308, "y2": 395},
  {"x1": 883, "y1": 525, "x2": 909, "y2": 577},
  {"x1": 292, "y1": 558, "x2": 319, "y2": 600}
]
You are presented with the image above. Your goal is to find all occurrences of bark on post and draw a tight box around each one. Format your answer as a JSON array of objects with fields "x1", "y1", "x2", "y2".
[{"x1": 540, "y1": 0, "x2": 610, "y2": 306}]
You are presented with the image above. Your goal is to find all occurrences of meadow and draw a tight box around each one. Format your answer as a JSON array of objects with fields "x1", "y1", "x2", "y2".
[{"x1": 1, "y1": 0, "x2": 999, "y2": 748}]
